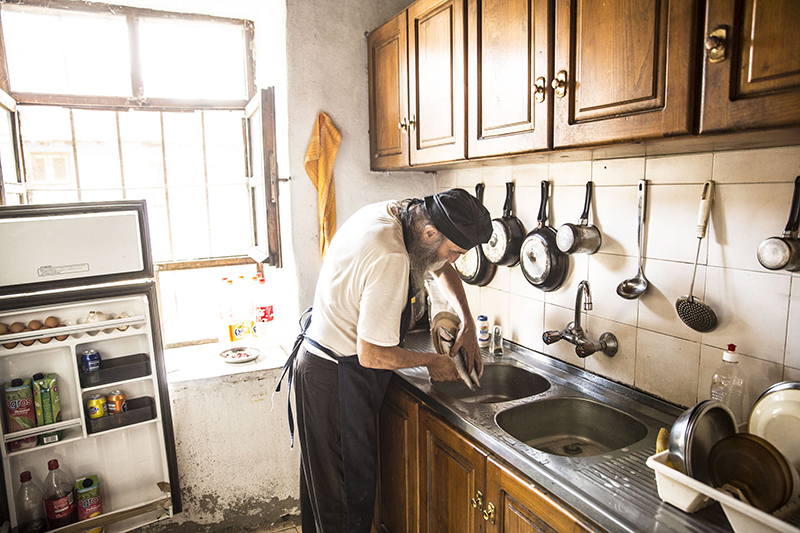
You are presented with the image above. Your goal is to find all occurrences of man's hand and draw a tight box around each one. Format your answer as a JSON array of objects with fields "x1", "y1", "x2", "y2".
[
  {"x1": 451, "y1": 320, "x2": 483, "y2": 376},
  {"x1": 426, "y1": 351, "x2": 458, "y2": 382}
]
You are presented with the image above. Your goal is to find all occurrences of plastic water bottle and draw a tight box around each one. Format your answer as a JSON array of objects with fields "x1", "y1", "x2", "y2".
[
  {"x1": 710, "y1": 343, "x2": 747, "y2": 430},
  {"x1": 15, "y1": 471, "x2": 46, "y2": 533},
  {"x1": 42, "y1": 459, "x2": 77, "y2": 529}
]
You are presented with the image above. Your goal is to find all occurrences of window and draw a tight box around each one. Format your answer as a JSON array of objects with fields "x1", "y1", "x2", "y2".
[{"x1": 0, "y1": 2, "x2": 282, "y2": 347}]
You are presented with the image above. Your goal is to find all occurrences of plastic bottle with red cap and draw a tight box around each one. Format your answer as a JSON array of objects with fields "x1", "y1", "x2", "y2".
[
  {"x1": 16, "y1": 470, "x2": 46, "y2": 533},
  {"x1": 42, "y1": 459, "x2": 77, "y2": 529},
  {"x1": 710, "y1": 343, "x2": 747, "y2": 430}
]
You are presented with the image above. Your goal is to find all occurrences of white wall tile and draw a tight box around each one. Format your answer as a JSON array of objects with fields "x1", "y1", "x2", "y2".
[
  {"x1": 511, "y1": 163, "x2": 549, "y2": 188},
  {"x1": 713, "y1": 147, "x2": 800, "y2": 184},
  {"x1": 437, "y1": 170, "x2": 458, "y2": 189},
  {"x1": 549, "y1": 160, "x2": 592, "y2": 186},
  {"x1": 542, "y1": 303, "x2": 585, "y2": 369},
  {"x1": 454, "y1": 168, "x2": 483, "y2": 189},
  {"x1": 636, "y1": 330, "x2": 700, "y2": 407},
  {"x1": 646, "y1": 183, "x2": 711, "y2": 263},
  {"x1": 480, "y1": 286, "x2": 510, "y2": 333},
  {"x1": 584, "y1": 314, "x2": 636, "y2": 386},
  {"x1": 592, "y1": 184, "x2": 639, "y2": 256},
  {"x1": 703, "y1": 266, "x2": 790, "y2": 364},
  {"x1": 509, "y1": 265, "x2": 546, "y2": 302},
  {"x1": 786, "y1": 277, "x2": 800, "y2": 369},
  {"x1": 784, "y1": 366, "x2": 800, "y2": 381},
  {"x1": 482, "y1": 165, "x2": 514, "y2": 188},
  {"x1": 509, "y1": 294, "x2": 545, "y2": 352},
  {"x1": 587, "y1": 253, "x2": 639, "y2": 327},
  {"x1": 637, "y1": 258, "x2": 704, "y2": 343},
  {"x1": 544, "y1": 254, "x2": 589, "y2": 309},
  {"x1": 592, "y1": 158, "x2": 644, "y2": 187},
  {"x1": 707, "y1": 182, "x2": 793, "y2": 271},
  {"x1": 645, "y1": 153, "x2": 713, "y2": 184}
]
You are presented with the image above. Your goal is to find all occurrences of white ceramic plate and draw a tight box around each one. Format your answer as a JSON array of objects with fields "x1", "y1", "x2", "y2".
[
  {"x1": 749, "y1": 388, "x2": 800, "y2": 472},
  {"x1": 219, "y1": 347, "x2": 260, "y2": 364}
]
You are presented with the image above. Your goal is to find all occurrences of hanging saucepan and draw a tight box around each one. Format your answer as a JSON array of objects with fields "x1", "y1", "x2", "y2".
[
  {"x1": 520, "y1": 181, "x2": 568, "y2": 291},
  {"x1": 455, "y1": 183, "x2": 497, "y2": 286},
  {"x1": 556, "y1": 181, "x2": 602, "y2": 254},
  {"x1": 758, "y1": 176, "x2": 800, "y2": 271},
  {"x1": 482, "y1": 182, "x2": 525, "y2": 267}
]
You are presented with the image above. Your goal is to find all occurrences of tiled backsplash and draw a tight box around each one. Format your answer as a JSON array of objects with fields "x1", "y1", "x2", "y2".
[{"x1": 437, "y1": 145, "x2": 800, "y2": 411}]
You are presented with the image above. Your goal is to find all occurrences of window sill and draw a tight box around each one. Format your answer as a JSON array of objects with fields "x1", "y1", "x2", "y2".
[{"x1": 164, "y1": 339, "x2": 288, "y2": 383}]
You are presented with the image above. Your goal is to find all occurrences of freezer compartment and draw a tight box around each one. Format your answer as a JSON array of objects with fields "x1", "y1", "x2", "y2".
[
  {"x1": 87, "y1": 397, "x2": 156, "y2": 434},
  {"x1": 6, "y1": 421, "x2": 173, "y2": 532},
  {"x1": 79, "y1": 353, "x2": 152, "y2": 388}
]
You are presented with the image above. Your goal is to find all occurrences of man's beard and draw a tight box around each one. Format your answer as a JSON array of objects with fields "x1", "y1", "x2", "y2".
[{"x1": 408, "y1": 235, "x2": 447, "y2": 293}]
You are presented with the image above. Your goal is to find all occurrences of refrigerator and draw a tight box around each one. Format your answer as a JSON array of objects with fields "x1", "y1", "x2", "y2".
[{"x1": 0, "y1": 200, "x2": 180, "y2": 532}]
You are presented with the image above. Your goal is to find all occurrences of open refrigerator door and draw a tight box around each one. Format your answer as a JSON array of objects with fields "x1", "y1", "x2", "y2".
[{"x1": 0, "y1": 201, "x2": 180, "y2": 532}]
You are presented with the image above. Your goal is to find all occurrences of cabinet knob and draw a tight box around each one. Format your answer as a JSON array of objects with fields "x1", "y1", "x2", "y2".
[
  {"x1": 534, "y1": 77, "x2": 546, "y2": 103},
  {"x1": 408, "y1": 114, "x2": 416, "y2": 130},
  {"x1": 470, "y1": 490, "x2": 483, "y2": 509},
  {"x1": 398, "y1": 117, "x2": 408, "y2": 132},
  {"x1": 551, "y1": 71, "x2": 567, "y2": 98},
  {"x1": 705, "y1": 27, "x2": 727, "y2": 63},
  {"x1": 482, "y1": 502, "x2": 496, "y2": 524}
]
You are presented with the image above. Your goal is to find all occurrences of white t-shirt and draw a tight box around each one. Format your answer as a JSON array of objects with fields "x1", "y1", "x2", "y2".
[{"x1": 305, "y1": 201, "x2": 410, "y2": 360}]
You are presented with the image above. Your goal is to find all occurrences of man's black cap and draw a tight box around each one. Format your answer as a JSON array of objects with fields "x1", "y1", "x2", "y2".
[{"x1": 424, "y1": 188, "x2": 493, "y2": 250}]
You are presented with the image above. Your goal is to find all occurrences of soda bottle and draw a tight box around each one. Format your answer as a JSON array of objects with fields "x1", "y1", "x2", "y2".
[
  {"x1": 252, "y1": 274, "x2": 275, "y2": 339},
  {"x1": 16, "y1": 471, "x2": 46, "y2": 533},
  {"x1": 42, "y1": 459, "x2": 77, "y2": 528}
]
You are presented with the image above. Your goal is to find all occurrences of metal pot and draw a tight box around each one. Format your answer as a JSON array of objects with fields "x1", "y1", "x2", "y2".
[
  {"x1": 668, "y1": 400, "x2": 737, "y2": 484},
  {"x1": 556, "y1": 181, "x2": 602, "y2": 254},
  {"x1": 519, "y1": 181, "x2": 568, "y2": 292},
  {"x1": 455, "y1": 183, "x2": 497, "y2": 286},
  {"x1": 482, "y1": 182, "x2": 525, "y2": 267},
  {"x1": 758, "y1": 176, "x2": 800, "y2": 271}
]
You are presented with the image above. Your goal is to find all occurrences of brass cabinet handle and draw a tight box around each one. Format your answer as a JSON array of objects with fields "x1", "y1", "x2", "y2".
[
  {"x1": 398, "y1": 117, "x2": 408, "y2": 132},
  {"x1": 534, "y1": 76, "x2": 546, "y2": 103},
  {"x1": 705, "y1": 27, "x2": 727, "y2": 63},
  {"x1": 551, "y1": 70, "x2": 567, "y2": 98},
  {"x1": 408, "y1": 114, "x2": 417, "y2": 130},
  {"x1": 470, "y1": 490, "x2": 483, "y2": 509},
  {"x1": 482, "y1": 502, "x2": 496, "y2": 524}
]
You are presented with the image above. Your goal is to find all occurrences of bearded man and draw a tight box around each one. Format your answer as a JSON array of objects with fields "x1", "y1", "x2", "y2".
[{"x1": 292, "y1": 188, "x2": 492, "y2": 533}]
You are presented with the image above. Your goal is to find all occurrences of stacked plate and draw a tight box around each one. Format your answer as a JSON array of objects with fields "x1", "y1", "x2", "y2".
[{"x1": 749, "y1": 381, "x2": 800, "y2": 474}]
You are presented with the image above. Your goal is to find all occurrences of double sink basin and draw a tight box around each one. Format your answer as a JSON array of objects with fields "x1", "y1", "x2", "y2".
[{"x1": 428, "y1": 361, "x2": 649, "y2": 458}]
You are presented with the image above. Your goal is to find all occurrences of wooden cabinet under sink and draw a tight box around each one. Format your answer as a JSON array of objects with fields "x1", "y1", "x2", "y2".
[{"x1": 375, "y1": 382, "x2": 598, "y2": 533}]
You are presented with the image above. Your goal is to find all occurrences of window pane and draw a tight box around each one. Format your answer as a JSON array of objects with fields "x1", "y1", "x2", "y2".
[
  {"x1": 126, "y1": 187, "x2": 171, "y2": 261},
  {"x1": 205, "y1": 111, "x2": 246, "y2": 186},
  {"x1": 209, "y1": 183, "x2": 251, "y2": 256},
  {"x1": 139, "y1": 18, "x2": 247, "y2": 100},
  {"x1": 17, "y1": 107, "x2": 77, "y2": 190},
  {"x1": 169, "y1": 185, "x2": 210, "y2": 260},
  {"x1": 119, "y1": 111, "x2": 164, "y2": 189},
  {"x1": 1, "y1": 6, "x2": 131, "y2": 96},
  {"x1": 73, "y1": 109, "x2": 123, "y2": 191}
]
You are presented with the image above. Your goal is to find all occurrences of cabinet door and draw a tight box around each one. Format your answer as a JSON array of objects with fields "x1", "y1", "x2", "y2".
[
  {"x1": 553, "y1": 0, "x2": 696, "y2": 148},
  {"x1": 376, "y1": 383, "x2": 420, "y2": 533},
  {"x1": 368, "y1": 12, "x2": 410, "y2": 170},
  {"x1": 486, "y1": 456, "x2": 595, "y2": 533},
  {"x1": 408, "y1": 0, "x2": 466, "y2": 166},
  {"x1": 699, "y1": 0, "x2": 800, "y2": 133},
  {"x1": 419, "y1": 408, "x2": 488, "y2": 533},
  {"x1": 467, "y1": 0, "x2": 552, "y2": 158}
]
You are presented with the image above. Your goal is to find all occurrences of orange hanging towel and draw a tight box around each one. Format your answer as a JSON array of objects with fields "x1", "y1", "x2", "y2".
[{"x1": 304, "y1": 112, "x2": 342, "y2": 259}]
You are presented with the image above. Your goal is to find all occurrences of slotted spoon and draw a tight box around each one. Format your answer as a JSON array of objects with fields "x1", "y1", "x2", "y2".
[{"x1": 676, "y1": 181, "x2": 717, "y2": 332}]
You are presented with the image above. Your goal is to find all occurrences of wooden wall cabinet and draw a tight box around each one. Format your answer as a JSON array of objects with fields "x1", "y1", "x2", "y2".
[
  {"x1": 377, "y1": 383, "x2": 596, "y2": 533},
  {"x1": 699, "y1": 0, "x2": 800, "y2": 133},
  {"x1": 368, "y1": 0, "x2": 466, "y2": 170}
]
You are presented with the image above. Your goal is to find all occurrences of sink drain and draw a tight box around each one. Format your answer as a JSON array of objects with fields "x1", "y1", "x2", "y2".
[{"x1": 563, "y1": 443, "x2": 584, "y2": 456}]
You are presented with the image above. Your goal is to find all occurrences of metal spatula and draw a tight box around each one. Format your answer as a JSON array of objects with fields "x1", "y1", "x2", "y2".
[{"x1": 676, "y1": 181, "x2": 717, "y2": 332}]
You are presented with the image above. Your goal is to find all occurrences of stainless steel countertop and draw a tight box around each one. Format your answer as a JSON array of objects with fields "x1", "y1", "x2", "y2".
[{"x1": 396, "y1": 331, "x2": 734, "y2": 533}]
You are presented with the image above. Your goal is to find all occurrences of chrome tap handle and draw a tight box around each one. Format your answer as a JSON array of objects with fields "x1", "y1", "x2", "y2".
[{"x1": 542, "y1": 330, "x2": 563, "y2": 345}]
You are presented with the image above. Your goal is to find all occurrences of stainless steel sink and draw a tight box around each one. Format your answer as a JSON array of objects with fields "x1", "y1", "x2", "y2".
[
  {"x1": 496, "y1": 397, "x2": 648, "y2": 457},
  {"x1": 430, "y1": 363, "x2": 551, "y2": 404}
]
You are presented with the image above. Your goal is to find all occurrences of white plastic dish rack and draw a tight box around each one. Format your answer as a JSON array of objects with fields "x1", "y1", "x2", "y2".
[{"x1": 647, "y1": 451, "x2": 800, "y2": 533}]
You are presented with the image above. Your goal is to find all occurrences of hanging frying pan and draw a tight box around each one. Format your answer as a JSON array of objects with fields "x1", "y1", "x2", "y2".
[
  {"x1": 482, "y1": 182, "x2": 525, "y2": 267},
  {"x1": 758, "y1": 176, "x2": 800, "y2": 271},
  {"x1": 520, "y1": 181, "x2": 568, "y2": 291},
  {"x1": 455, "y1": 183, "x2": 497, "y2": 286}
]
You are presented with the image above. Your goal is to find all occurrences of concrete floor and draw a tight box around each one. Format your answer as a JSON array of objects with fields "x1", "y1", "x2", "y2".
[{"x1": 254, "y1": 526, "x2": 301, "y2": 533}]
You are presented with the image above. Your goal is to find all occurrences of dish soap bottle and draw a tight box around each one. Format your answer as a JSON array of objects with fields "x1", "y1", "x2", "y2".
[{"x1": 710, "y1": 343, "x2": 747, "y2": 430}]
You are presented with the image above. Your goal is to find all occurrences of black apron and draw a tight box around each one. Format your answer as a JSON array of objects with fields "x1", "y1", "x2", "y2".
[{"x1": 274, "y1": 292, "x2": 413, "y2": 533}]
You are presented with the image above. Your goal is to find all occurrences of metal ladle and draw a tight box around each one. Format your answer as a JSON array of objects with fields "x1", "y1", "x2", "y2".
[{"x1": 617, "y1": 179, "x2": 649, "y2": 299}]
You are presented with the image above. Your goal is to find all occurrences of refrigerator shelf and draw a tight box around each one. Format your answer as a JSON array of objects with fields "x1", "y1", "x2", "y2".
[
  {"x1": 79, "y1": 353, "x2": 152, "y2": 388},
  {"x1": 2, "y1": 418, "x2": 82, "y2": 443},
  {"x1": 86, "y1": 396, "x2": 157, "y2": 434},
  {"x1": 0, "y1": 315, "x2": 146, "y2": 345}
]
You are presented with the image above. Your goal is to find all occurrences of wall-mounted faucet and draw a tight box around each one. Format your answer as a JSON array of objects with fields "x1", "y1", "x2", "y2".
[{"x1": 542, "y1": 280, "x2": 618, "y2": 358}]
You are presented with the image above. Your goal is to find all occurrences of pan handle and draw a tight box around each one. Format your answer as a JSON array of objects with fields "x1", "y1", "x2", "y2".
[
  {"x1": 502, "y1": 182, "x2": 515, "y2": 218},
  {"x1": 579, "y1": 181, "x2": 593, "y2": 225},
  {"x1": 783, "y1": 176, "x2": 800, "y2": 237},
  {"x1": 537, "y1": 180, "x2": 550, "y2": 225},
  {"x1": 696, "y1": 180, "x2": 715, "y2": 239},
  {"x1": 475, "y1": 183, "x2": 486, "y2": 205}
]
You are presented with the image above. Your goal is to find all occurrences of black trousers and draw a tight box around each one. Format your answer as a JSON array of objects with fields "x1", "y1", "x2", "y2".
[{"x1": 295, "y1": 345, "x2": 347, "y2": 533}]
